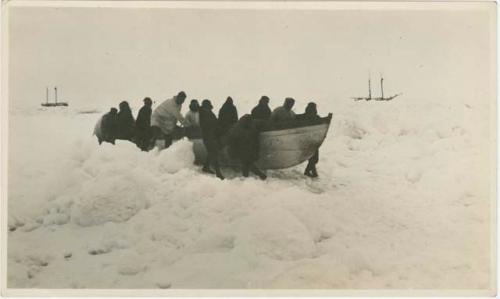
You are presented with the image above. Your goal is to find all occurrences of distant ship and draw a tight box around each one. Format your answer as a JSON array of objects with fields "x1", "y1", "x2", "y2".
[
  {"x1": 352, "y1": 76, "x2": 401, "y2": 101},
  {"x1": 41, "y1": 87, "x2": 69, "y2": 107}
]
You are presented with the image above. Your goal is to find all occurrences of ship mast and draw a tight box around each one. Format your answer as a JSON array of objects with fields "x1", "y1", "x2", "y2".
[
  {"x1": 46, "y1": 87, "x2": 49, "y2": 104},
  {"x1": 380, "y1": 77, "x2": 384, "y2": 99},
  {"x1": 368, "y1": 77, "x2": 372, "y2": 99},
  {"x1": 54, "y1": 87, "x2": 58, "y2": 104},
  {"x1": 352, "y1": 73, "x2": 400, "y2": 102}
]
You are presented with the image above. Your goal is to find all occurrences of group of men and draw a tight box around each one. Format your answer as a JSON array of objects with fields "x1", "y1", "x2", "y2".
[{"x1": 94, "y1": 91, "x2": 320, "y2": 180}]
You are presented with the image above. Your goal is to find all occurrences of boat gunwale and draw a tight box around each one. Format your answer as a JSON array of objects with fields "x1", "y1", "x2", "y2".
[
  {"x1": 185, "y1": 113, "x2": 332, "y2": 140},
  {"x1": 259, "y1": 113, "x2": 332, "y2": 133},
  {"x1": 260, "y1": 123, "x2": 330, "y2": 137}
]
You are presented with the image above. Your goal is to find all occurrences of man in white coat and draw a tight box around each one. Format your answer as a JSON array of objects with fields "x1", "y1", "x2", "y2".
[{"x1": 151, "y1": 91, "x2": 187, "y2": 149}]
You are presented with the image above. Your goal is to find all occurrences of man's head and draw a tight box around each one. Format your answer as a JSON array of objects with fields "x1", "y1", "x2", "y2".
[
  {"x1": 110, "y1": 107, "x2": 118, "y2": 115},
  {"x1": 305, "y1": 102, "x2": 317, "y2": 115},
  {"x1": 259, "y1": 96, "x2": 270, "y2": 105},
  {"x1": 175, "y1": 91, "x2": 187, "y2": 105},
  {"x1": 284, "y1": 97, "x2": 295, "y2": 110},
  {"x1": 143, "y1": 97, "x2": 153, "y2": 107},
  {"x1": 225, "y1": 97, "x2": 233, "y2": 105},
  {"x1": 189, "y1": 99, "x2": 200, "y2": 112},
  {"x1": 239, "y1": 114, "x2": 253, "y2": 129},
  {"x1": 119, "y1": 101, "x2": 130, "y2": 111},
  {"x1": 201, "y1": 99, "x2": 213, "y2": 110}
]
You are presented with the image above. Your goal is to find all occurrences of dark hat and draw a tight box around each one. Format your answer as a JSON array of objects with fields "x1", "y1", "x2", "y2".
[
  {"x1": 259, "y1": 96, "x2": 270, "y2": 105},
  {"x1": 175, "y1": 92, "x2": 186, "y2": 105},
  {"x1": 189, "y1": 99, "x2": 200, "y2": 111},
  {"x1": 238, "y1": 114, "x2": 253, "y2": 129},
  {"x1": 305, "y1": 102, "x2": 317, "y2": 115},
  {"x1": 143, "y1": 97, "x2": 152, "y2": 105},
  {"x1": 119, "y1": 101, "x2": 130, "y2": 110},
  {"x1": 201, "y1": 99, "x2": 213, "y2": 110},
  {"x1": 283, "y1": 97, "x2": 295, "y2": 110},
  {"x1": 177, "y1": 91, "x2": 187, "y2": 99}
]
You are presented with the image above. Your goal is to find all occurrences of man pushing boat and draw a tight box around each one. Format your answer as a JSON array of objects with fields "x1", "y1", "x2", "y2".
[{"x1": 150, "y1": 91, "x2": 187, "y2": 149}]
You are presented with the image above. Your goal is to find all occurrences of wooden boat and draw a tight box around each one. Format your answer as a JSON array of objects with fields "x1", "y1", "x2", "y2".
[{"x1": 188, "y1": 113, "x2": 333, "y2": 170}]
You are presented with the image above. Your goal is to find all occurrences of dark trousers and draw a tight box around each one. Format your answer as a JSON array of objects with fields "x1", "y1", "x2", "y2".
[
  {"x1": 135, "y1": 127, "x2": 151, "y2": 151},
  {"x1": 305, "y1": 149, "x2": 319, "y2": 176},
  {"x1": 203, "y1": 139, "x2": 224, "y2": 178},
  {"x1": 151, "y1": 126, "x2": 173, "y2": 149},
  {"x1": 242, "y1": 161, "x2": 266, "y2": 179},
  {"x1": 98, "y1": 133, "x2": 116, "y2": 145}
]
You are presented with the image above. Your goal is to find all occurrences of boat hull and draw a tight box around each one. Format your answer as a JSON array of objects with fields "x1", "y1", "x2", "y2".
[
  {"x1": 190, "y1": 114, "x2": 332, "y2": 170},
  {"x1": 41, "y1": 102, "x2": 69, "y2": 107}
]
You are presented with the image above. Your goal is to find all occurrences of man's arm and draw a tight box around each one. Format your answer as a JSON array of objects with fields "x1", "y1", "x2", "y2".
[{"x1": 175, "y1": 106, "x2": 186, "y2": 125}]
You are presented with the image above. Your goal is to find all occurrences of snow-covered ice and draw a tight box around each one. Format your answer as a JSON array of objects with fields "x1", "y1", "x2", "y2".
[{"x1": 7, "y1": 97, "x2": 492, "y2": 289}]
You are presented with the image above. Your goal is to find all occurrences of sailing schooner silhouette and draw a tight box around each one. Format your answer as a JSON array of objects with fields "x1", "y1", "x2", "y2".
[
  {"x1": 352, "y1": 75, "x2": 401, "y2": 101},
  {"x1": 41, "y1": 87, "x2": 69, "y2": 107}
]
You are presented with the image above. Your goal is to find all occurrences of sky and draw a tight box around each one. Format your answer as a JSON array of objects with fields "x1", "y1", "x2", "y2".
[{"x1": 8, "y1": 3, "x2": 494, "y2": 111}]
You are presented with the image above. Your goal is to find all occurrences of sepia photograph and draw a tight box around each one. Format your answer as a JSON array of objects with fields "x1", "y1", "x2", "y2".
[{"x1": 2, "y1": 0, "x2": 496, "y2": 295}]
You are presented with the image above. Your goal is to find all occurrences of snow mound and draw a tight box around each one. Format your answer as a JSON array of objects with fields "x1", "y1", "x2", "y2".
[
  {"x1": 235, "y1": 208, "x2": 316, "y2": 261},
  {"x1": 156, "y1": 140, "x2": 196, "y2": 174},
  {"x1": 47, "y1": 139, "x2": 196, "y2": 227},
  {"x1": 71, "y1": 176, "x2": 149, "y2": 226}
]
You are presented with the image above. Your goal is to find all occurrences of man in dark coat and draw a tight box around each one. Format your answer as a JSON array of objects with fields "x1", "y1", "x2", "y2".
[
  {"x1": 95, "y1": 107, "x2": 119, "y2": 145},
  {"x1": 199, "y1": 99, "x2": 225, "y2": 180},
  {"x1": 228, "y1": 114, "x2": 266, "y2": 180},
  {"x1": 135, "y1": 97, "x2": 153, "y2": 151},
  {"x1": 251, "y1": 96, "x2": 271, "y2": 120},
  {"x1": 297, "y1": 102, "x2": 321, "y2": 178},
  {"x1": 218, "y1": 96, "x2": 238, "y2": 135},
  {"x1": 116, "y1": 101, "x2": 135, "y2": 141}
]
